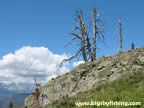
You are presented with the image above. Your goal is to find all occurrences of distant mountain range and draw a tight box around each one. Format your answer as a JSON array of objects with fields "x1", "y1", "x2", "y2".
[
  {"x1": 1, "y1": 93, "x2": 31, "y2": 108},
  {"x1": 0, "y1": 83, "x2": 33, "y2": 108}
]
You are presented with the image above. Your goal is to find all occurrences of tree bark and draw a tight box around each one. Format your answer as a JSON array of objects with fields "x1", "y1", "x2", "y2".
[
  {"x1": 80, "y1": 10, "x2": 93, "y2": 61},
  {"x1": 80, "y1": 10, "x2": 87, "y2": 62},
  {"x1": 119, "y1": 18, "x2": 122, "y2": 53},
  {"x1": 93, "y1": 8, "x2": 97, "y2": 60}
]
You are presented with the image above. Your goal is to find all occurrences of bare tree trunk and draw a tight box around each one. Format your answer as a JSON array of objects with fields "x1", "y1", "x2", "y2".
[
  {"x1": 86, "y1": 33, "x2": 93, "y2": 61},
  {"x1": 80, "y1": 10, "x2": 93, "y2": 61},
  {"x1": 119, "y1": 18, "x2": 122, "y2": 53},
  {"x1": 80, "y1": 10, "x2": 87, "y2": 62},
  {"x1": 93, "y1": 8, "x2": 97, "y2": 60},
  {"x1": 61, "y1": 8, "x2": 104, "y2": 65},
  {"x1": 81, "y1": 39, "x2": 87, "y2": 62}
]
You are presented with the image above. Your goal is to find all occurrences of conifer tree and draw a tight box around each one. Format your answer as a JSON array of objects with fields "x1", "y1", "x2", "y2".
[{"x1": 131, "y1": 42, "x2": 135, "y2": 50}]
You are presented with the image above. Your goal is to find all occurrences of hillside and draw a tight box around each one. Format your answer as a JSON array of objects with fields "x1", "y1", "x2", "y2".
[{"x1": 25, "y1": 46, "x2": 144, "y2": 108}]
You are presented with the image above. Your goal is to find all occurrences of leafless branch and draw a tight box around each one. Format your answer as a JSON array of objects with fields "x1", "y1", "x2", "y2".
[
  {"x1": 69, "y1": 32, "x2": 81, "y2": 39},
  {"x1": 64, "y1": 37, "x2": 77, "y2": 48},
  {"x1": 59, "y1": 47, "x2": 82, "y2": 67}
]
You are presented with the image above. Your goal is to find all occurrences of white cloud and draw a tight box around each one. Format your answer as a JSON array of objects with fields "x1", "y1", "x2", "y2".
[
  {"x1": 0, "y1": 46, "x2": 69, "y2": 85},
  {"x1": 73, "y1": 61, "x2": 84, "y2": 68}
]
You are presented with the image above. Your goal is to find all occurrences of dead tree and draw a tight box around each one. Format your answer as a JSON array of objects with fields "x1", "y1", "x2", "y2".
[
  {"x1": 60, "y1": 8, "x2": 104, "y2": 67},
  {"x1": 92, "y1": 8, "x2": 104, "y2": 60},
  {"x1": 60, "y1": 9, "x2": 88, "y2": 66},
  {"x1": 93, "y1": 8, "x2": 97, "y2": 60},
  {"x1": 119, "y1": 18, "x2": 122, "y2": 53},
  {"x1": 31, "y1": 77, "x2": 41, "y2": 108},
  {"x1": 77, "y1": 10, "x2": 88, "y2": 62},
  {"x1": 80, "y1": 10, "x2": 93, "y2": 61}
]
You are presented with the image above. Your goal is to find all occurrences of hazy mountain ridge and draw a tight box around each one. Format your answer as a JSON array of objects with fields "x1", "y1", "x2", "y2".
[
  {"x1": 0, "y1": 93, "x2": 30, "y2": 108},
  {"x1": 25, "y1": 46, "x2": 144, "y2": 108},
  {"x1": 0, "y1": 83, "x2": 32, "y2": 108}
]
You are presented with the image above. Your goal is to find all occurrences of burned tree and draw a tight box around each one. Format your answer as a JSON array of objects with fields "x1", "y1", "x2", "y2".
[
  {"x1": 119, "y1": 18, "x2": 122, "y2": 53},
  {"x1": 80, "y1": 10, "x2": 93, "y2": 61},
  {"x1": 60, "y1": 9, "x2": 88, "y2": 66},
  {"x1": 31, "y1": 77, "x2": 41, "y2": 108},
  {"x1": 93, "y1": 8, "x2": 97, "y2": 60},
  {"x1": 61, "y1": 8, "x2": 104, "y2": 66},
  {"x1": 92, "y1": 8, "x2": 104, "y2": 60}
]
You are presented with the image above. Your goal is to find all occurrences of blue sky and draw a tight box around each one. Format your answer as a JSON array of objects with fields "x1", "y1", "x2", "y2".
[
  {"x1": 0, "y1": 0, "x2": 143, "y2": 58},
  {"x1": 0, "y1": 0, "x2": 144, "y2": 87}
]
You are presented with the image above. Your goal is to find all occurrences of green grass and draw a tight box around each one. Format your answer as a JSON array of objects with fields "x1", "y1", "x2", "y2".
[{"x1": 44, "y1": 71, "x2": 144, "y2": 108}]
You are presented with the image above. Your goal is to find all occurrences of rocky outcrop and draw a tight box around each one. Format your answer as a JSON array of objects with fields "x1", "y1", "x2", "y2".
[{"x1": 25, "y1": 46, "x2": 144, "y2": 108}]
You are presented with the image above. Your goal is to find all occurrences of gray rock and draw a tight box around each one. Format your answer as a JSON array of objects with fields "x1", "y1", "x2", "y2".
[
  {"x1": 132, "y1": 65, "x2": 143, "y2": 69},
  {"x1": 138, "y1": 56, "x2": 144, "y2": 64}
]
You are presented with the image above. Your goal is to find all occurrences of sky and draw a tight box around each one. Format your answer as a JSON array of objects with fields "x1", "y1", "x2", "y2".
[{"x1": 0, "y1": 0, "x2": 144, "y2": 89}]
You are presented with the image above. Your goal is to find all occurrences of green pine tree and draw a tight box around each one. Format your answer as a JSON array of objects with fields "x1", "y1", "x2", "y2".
[
  {"x1": 131, "y1": 42, "x2": 135, "y2": 50},
  {"x1": 8, "y1": 101, "x2": 13, "y2": 108}
]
